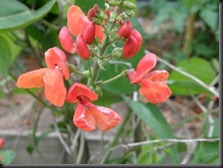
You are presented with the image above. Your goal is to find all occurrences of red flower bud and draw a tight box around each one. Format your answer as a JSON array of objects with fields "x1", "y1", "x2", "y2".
[
  {"x1": 118, "y1": 21, "x2": 132, "y2": 39},
  {"x1": 123, "y1": 36, "x2": 137, "y2": 59},
  {"x1": 0, "y1": 138, "x2": 4, "y2": 148},
  {"x1": 76, "y1": 34, "x2": 90, "y2": 60},
  {"x1": 58, "y1": 26, "x2": 75, "y2": 54},
  {"x1": 87, "y1": 4, "x2": 99, "y2": 20},
  {"x1": 83, "y1": 22, "x2": 96, "y2": 44},
  {"x1": 131, "y1": 29, "x2": 142, "y2": 54},
  {"x1": 105, "y1": 9, "x2": 110, "y2": 18}
]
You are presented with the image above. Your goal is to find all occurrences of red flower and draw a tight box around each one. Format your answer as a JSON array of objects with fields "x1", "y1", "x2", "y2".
[
  {"x1": 16, "y1": 47, "x2": 69, "y2": 107},
  {"x1": 66, "y1": 83, "x2": 122, "y2": 131},
  {"x1": 118, "y1": 21, "x2": 133, "y2": 39},
  {"x1": 126, "y1": 53, "x2": 172, "y2": 104},
  {"x1": 0, "y1": 138, "x2": 4, "y2": 149},
  {"x1": 67, "y1": 5, "x2": 104, "y2": 43}
]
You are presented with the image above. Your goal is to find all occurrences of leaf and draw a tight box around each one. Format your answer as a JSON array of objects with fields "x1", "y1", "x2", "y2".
[
  {"x1": 169, "y1": 57, "x2": 216, "y2": 96},
  {"x1": 200, "y1": 6, "x2": 218, "y2": 30},
  {"x1": 0, "y1": 36, "x2": 11, "y2": 77},
  {"x1": 0, "y1": 0, "x2": 56, "y2": 33},
  {"x1": 122, "y1": 96, "x2": 180, "y2": 163},
  {"x1": 1, "y1": 150, "x2": 16, "y2": 164},
  {"x1": 191, "y1": 141, "x2": 219, "y2": 164},
  {"x1": 75, "y1": 0, "x2": 105, "y2": 13}
]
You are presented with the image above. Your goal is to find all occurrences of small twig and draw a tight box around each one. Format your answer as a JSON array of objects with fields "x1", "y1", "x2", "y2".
[
  {"x1": 145, "y1": 50, "x2": 219, "y2": 98},
  {"x1": 115, "y1": 138, "x2": 219, "y2": 150},
  {"x1": 76, "y1": 132, "x2": 85, "y2": 164},
  {"x1": 109, "y1": 60, "x2": 133, "y2": 69},
  {"x1": 51, "y1": 112, "x2": 72, "y2": 155},
  {"x1": 191, "y1": 95, "x2": 215, "y2": 138}
]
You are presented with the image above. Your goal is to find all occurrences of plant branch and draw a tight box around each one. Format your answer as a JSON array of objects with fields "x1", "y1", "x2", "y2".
[{"x1": 98, "y1": 71, "x2": 125, "y2": 85}]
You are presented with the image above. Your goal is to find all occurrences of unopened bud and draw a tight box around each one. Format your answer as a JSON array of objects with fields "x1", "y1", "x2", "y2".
[
  {"x1": 118, "y1": 21, "x2": 133, "y2": 39},
  {"x1": 94, "y1": 18, "x2": 103, "y2": 25},
  {"x1": 108, "y1": 0, "x2": 120, "y2": 6},
  {"x1": 58, "y1": 26, "x2": 75, "y2": 54},
  {"x1": 125, "y1": 9, "x2": 135, "y2": 17},
  {"x1": 123, "y1": 1, "x2": 136, "y2": 10},
  {"x1": 76, "y1": 35, "x2": 90, "y2": 60},
  {"x1": 98, "y1": 8, "x2": 108, "y2": 20},
  {"x1": 105, "y1": 9, "x2": 110, "y2": 18},
  {"x1": 87, "y1": 4, "x2": 99, "y2": 20},
  {"x1": 123, "y1": 36, "x2": 137, "y2": 59},
  {"x1": 112, "y1": 48, "x2": 123, "y2": 58},
  {"x1": 83, "y1": 22, "x2": 96, "y2": 44},
  {"x1": 131, "y1": 29, "x2": 142, "y2": 55},
  {"x1": 95, "y1": 85, "x2": 103, "y2": 96}
]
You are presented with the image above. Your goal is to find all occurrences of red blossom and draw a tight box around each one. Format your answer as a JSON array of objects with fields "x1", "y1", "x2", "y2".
[
  {"x1": 16, "y1": 47, "x2": 69, "y2": 107},
  {"x1": 126, "y1": 53, "x2": 172, "y2": 104},
  {"x1": 66, "y1": 82, "x2": 122, "y2": 131}
]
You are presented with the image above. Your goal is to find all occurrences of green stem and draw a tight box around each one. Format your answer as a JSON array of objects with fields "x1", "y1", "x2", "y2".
[
  {"x1": 87, "y1": 35, "x2": 110, "y2": 87},
  {"x1": 69, "y1": 64, "x2": 89, "y2": 77},
  {"x1": 98, "y1": 71, "x2": 125, "y2": 85},
  {"x1": 100, "y1": 109, "x2": 132, "y2": 164}
]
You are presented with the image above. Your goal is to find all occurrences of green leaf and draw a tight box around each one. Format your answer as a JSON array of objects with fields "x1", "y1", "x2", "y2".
[
  {"x1": 0, "y1": 36, "x2": 11, "y2": 77},
  {"x1": 0, "y1": 0, "x2": 56, "y2": 33},
  {"x1": 200, "y1": 7, "x2": 218, "y2": 30},
  {"x1": 1, "y1": 150, "x2": 16, "y2": 164},
  {"x1": 191, "y1": 141, "x2": 219, "y2": 164},
  {"x1": 122, "y1": 96, "x2": 180, "y2": 163},
  {"x1": 169, "y1": 57, "x2": 216, "y2": 96},
  {"x1": 75, "y1": 0, "x2": 105, "y2": 13}
]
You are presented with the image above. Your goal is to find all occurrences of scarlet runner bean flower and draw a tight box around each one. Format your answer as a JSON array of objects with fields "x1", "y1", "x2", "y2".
[
  {"x1": 66, "y1": 83, "x2": 122, "y2": 131},
  {"x1": 126, "y1": 53, "x2": 172, "y2": 104},
  {"x1": 16, "y1": 47, "x2": 69, "y2": 107}
]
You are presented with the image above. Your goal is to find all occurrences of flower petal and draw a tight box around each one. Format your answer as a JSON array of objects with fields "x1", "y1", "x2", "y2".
[
  {"x1": 45, "y1": 47, "x2": 69, "y2": 80},
  {"x1": 131, "y1": 53, "x2": 157, "y2": 83},
  {"x1": 73, "y1": 103, "x2": 96, "y2": 131},
  {"x1": 86, "y1": 103, "x2": 122, "y2": 131},
  {"x1": 16, "y1": 68, "x2": 48, "y2": 88},
  {"x1": 139, "y1": 81, "x2": 172, "y2": 104},
  {"x1": 66, "y1": 82, "x2": 98, "y2": 103},
  {"x1": 95, "y1": 25, "x2": 105, "y2": 42},
  {"x1": 58, "y1": 26, "x2": 75, "y2": 54},
  {"x1": 44, "y1": 70, "x2": 67, "y2": 107},
  {"x1": 146, "y1": 70, "x2": 169, "y2": 82},
  {"x1": 75, "y1": 34, "x2": 90, "y2": 60},
  {"x1": 67, "y1": 5, "x2": 85, "y2": 36}
]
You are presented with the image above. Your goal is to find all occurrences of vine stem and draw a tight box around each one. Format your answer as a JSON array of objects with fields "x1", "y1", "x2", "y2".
[{"x1": 98, "y1": 71, "x2": 125, "y2": 85}]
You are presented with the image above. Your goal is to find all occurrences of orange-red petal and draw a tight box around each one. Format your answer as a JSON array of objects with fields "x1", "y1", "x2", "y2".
[
  {"x1": 43, "y1": 70, "x2": 67, "y2": 107},
  {"x1": 131, "y1": 53, "x2": 157, "y2": 83},
  {"x1": 67, "y1": 5, "x2": 85, "y2": 36},
  {"x1": 139, "y1": 81, "x2": 172, "y2": 104},
  {"x1": 76, "y1": 34, "x2": 91, "y2": 60},
  {"x1": 66, "y1": 82, "x2": 98, "y2": 103},
  {"x1": 146, "y1": 70, "x2": 169, "y2": 82},
  {"x1": 95, "y1": 25, "x2": 104, "y2": 42},
  {"x1": 73, "y1": 103, "x2": 96, "y2": 131},
  {"x1": 16, "y1": 68, "x2": 48, "y2": 88},
  {"x1": 45, "y1": 47, "x2": 69, "y2": 80},
  {"x1": 86, "y1": 103, "x2": 122, "y2": 131}
]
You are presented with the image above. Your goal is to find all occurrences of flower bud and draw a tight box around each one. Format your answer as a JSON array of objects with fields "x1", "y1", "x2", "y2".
[
  {"x1": 123, "y1": 36, "x2": 138, "y2": 59},
  {"x1": 123, "y1": 1, "x2": 136, "y2": 10},
  {"x1": 131, "y1": 29, "x2": 142, "y2": 55},
  {"x1": 58, "y1": 26, "x2": 75, "y2": 54},
  {"x1": 108, "y1": 0, "x2": 120, "y2": 6},
  {"x1": 76, "y1": 35, "x2": 90, "y2": 60},
  {"x1": 112, "y1": 48, "x2": 123, "y2": 58},
  {"x1": 83, "y1": 22, "x2": 96, "y2": 44},
  {"x1": 105, "y1": 9, "x2": 110, "y2": 18},
  {"x1": 118, "y1": 21, "x2": 132, "y2": 39},
  {"x1": 87, "y1": 4, "x2": 99, "y2": 20}
]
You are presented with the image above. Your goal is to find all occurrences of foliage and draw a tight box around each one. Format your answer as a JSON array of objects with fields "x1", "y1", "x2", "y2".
[{"x1": 0, "y1": 0, "x2": 219, "y2": 165}]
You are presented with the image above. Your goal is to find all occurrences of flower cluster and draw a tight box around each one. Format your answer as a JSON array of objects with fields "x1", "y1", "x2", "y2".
[{"x1": 16, "y1": 1, "x2": 172, "y2": 132}]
